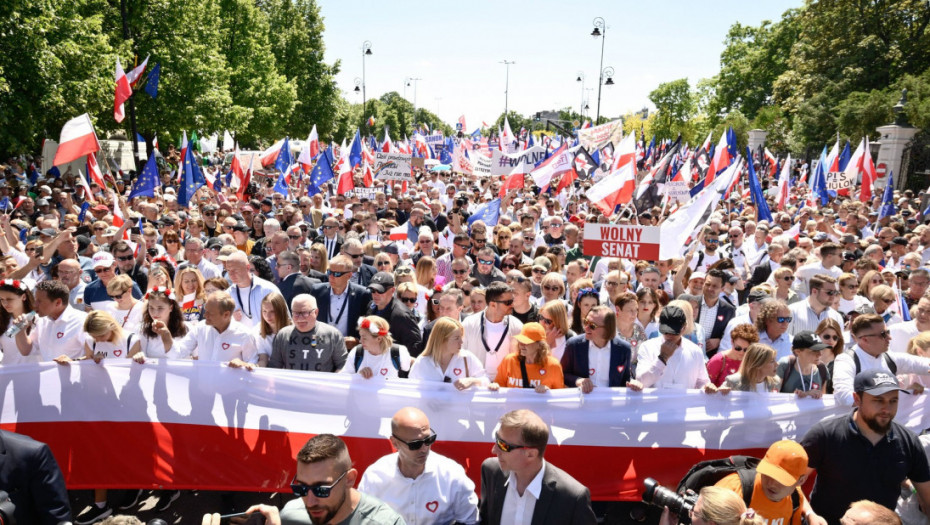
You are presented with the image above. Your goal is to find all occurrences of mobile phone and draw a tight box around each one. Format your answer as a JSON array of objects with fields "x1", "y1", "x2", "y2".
[
  {"x1": 219, "y1": 511, "x2": 266, "y2": 525},
  {"x1": 130, "y1": 226, "x2": 141, "y2": 235}
]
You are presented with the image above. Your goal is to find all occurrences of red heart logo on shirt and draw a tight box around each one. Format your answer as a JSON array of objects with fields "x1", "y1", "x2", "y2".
[
  {"x1": 453, "y1": 368, "x2": 462, "y2": 376},
  {"x1": 589, "y1": 368, "x2": 595, "y2": 376},
  {"x1": 380, "y1": 368, "x2": 388, "y2": 376},
  {"x1": 539, "y1": 369, "x2": 546, "y2": 375},
  {"x1": 425, "y1": 501, "x2": 438, "y2": 513},
  {"x1": 222, "y1": 343, "x2": 230, "y2": 350},
  {"x1": 114, "y1": 349, "x2": 122, "y2": 357},
  {"x1": 717, "y1": 315, "x2": 724, "y2": 322},
  {"x1": 617, "y1": 365, "x2": 625, "y2": 373},
  {"x1": 57, "y1": 332, "x2": 64, "y2": 339}
]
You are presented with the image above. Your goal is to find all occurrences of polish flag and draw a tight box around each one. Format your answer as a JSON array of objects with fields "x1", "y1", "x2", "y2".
[
  {"x1": 298, "y1": 126, "x2": 319, "y2": 173},
  {"x1": 335, "y1": 151, "x2": 354, "y2": 194},
  {"x1": 776, "y1": 154, "x2": 792, "y2": 210},
  {"x1": 86, "y1": 153, "x2": 107, "y2": 189},
  {"x1": 705, "y1": 131, "x2": 731, "y2": 186},
  {"x1": 458, "y1": 115, "x2": 467, "y2": 131},
  {"x1": 125, "y1": 55, "x2": 150, "y2": 88},
  {"x1": 499, "y1": 160, "x2": 527, "y2": 197},
  {"x1": 230, "y1": 146, "x2": 245, "y2": 188},
  {"x1": 260, "y1": 138, "x2": 285, "y2": 167},
  {"x1": 611, "y1": 132, "x2": 636, "y2": 171},
  {"x1": 176, "y1": 131, "x2": 188, "y2": 183},
  {"x1": 382, "y1": 128, "x2": 395, "y2": 153},
  {"x1": 76, "y1": 169, "x2": 95, "y2": 203},
  {"x1": 389, "y1": 223, "x2": 408, "y2": 241},
  {"x1": 586, "y1": 162, "x2": 636, "y2": 215},
  {"x1": 114, "y1": 58, "x2": 132, "y2": 123},
  {"x1": 860, "y1": 137, "x2": 876, "y2": 203},
  {"x1": 53, "y1": 114, "x2": 100, "y2": 166},
  {"x1": 238, "y1": 153, "x2": 255, "y2": 201},
  {"x1": 109, "y1": 190, "x2": 130, "y2": 240},
  {"x1": 530, "y1": 143, "x2": 572, "y2": 189},
  {"x1": 764, "y1": 148, "x2": 778, "y2": 177}
]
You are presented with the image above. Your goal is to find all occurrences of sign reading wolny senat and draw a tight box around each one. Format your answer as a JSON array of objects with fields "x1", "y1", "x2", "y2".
[
  {"x1": 583, "y1": 224, "x2": 661, "y2": 260},
  {"x1": 374, "y1": 152, "x2": 413, "y2": 182}
]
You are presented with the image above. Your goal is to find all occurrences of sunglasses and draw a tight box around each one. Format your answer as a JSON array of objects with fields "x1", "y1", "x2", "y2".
[
  {"x1": 543, "y1": 285, "x2": 561, "y2": 292},
  {"x1": 494, "y1": 432, "x2": 528, "y2": 453},
  {"x1": 109, "y1": 291, "x2": 128, "y2": 300},
  {"x1": 733, "y1": 345, "x2": 747, "y2": 352},
  {"x1": 473, "y1": 238, "x2": 487, "y2": 244},
  {"x1": 583, "y1": 320, "x2": 602, "y2": 330},
  {"x1": 393, "y1": 430, "x2": 437, "y2": 450},
  {"x1": 861, "y1": 330, "x2": 891, "y2": 339},
  {"x1": 328, "y1": 270, "x2": 350, "y2": 278},
  {"x1": 288, "y1": 235, "x2": 301, "y2": 240},
  {"x1": 94, "y1": 267, "x2": 112, "y2": 274},
  {"x1": 820, "y1": 333, "x2": 838, "y2": 341},
  {"x1": 290, "y1": 470, "x2": 349, "y2": 499},
  {"x1": 377, "y1": 261, "x2": 391, "y2": 267},
  {"x1": 401, "y1": 296, "x2": 418, "y2": 304},
  {"x1": 478, "y1": 259, "x2": 494, "y2": 265},
  {"x1": 500, "y1": 263, "x2": 516, "y2": 270},
  {"x1": 820, "y1": 290, "x2": 839, "y2": 296},
  {"x1": 782, "y1": 276, "x2": 793, "y2": 282},
  {"x1": 533, "y1": 268, "x2": 547, "y2": 275},
  {"x1": 452, "y1": 269, "x2": 468, "y2": 275},
  {"x1": 776, "y1": 316, "x2": 793, "y2": 323},
  {"x1": 492, "y1": 299, "x2": 514, "y2": 306},
  {"x1": 395, "y1": 268, "x2": 413, "y2": 275},
  {"x1": 346, "y1": 253, "x2": 363, "y2": 259},
  {"x1": 455, "y1": 243, "x2": 471, "y2": 250}
]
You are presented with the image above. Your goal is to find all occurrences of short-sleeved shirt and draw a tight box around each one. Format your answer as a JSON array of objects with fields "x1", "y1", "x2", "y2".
[
  {"x1": 716, "y1": 472, "x2": 805, "y2": 525},
  {"x1": 280, "y1": 492, "x2": 405, "y2": 525},
  {"x1": 801, "y1": 411, "x2": 930, "y2": 523},
  {"x1": 494, "y1": 354, "x2": 564, "y2": 390}
]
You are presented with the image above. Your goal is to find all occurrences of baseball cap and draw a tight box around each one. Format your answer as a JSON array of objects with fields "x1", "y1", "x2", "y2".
[
  {"x1": 513, "y1": 323, "x2": 546, "y2": 344},
  {"x1": 368, "y1": 272, "x2": 395, "y2": 293},
  {"x1": 205, "y1": 238, "x2": 224, "y2": 251},
  {"x1": 756, "y1": 440, "x2": 809, "y2": 487},
  {"x1": 842, "y1": 251, "x2": 857, "y2": 261},
  {"x1": 532, "y1": 257, "x2": 552, "y2": 271},
  {"x1": 689, "y1": 271, "x2": 706, "y2": 281},
  {"x1": 36, "y1": 198, "x2": 50, "y2": 206},
  {"x1": 92, "y1": 252, "x2": 115, "y2": 268},
  {"x1": 812, "y1": 232, "x2": 828, "y2": 242},
  {"x1": 92, "y1": 204, "x2": 110, "y2": 212},
  {"x1": 747, "y1": 288, "x2": 771, "y2": 304},
  {"x1": 382, "y1": 243, "x2": 399, "y2": 255},
  {"x1": 39, "y1": 228, "x2": 57, "y2": 237},
  {"x1": 232, "y1": 222, "x2": 250, "y2": 232},
  {"x1": 893, "y1": 236, "x2": 908, "y2": 246},
  {"x1": 854, "y1": 369, "x2": 910, "y2": 396},
  {"x1": 658, "y1": 305, "x2": 687, "y2": 336},
  {"x1": 216, "y1": 245, "x2": 238, "y2": 261},
  {"x1": 792, "y1": 331, "x2": 830, "y2": 351}
]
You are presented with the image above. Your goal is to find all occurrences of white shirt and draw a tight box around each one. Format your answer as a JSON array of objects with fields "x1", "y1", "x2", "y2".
[
  {"x1": 832, "y1": 345, "x2": 930, "y2": 406},
  {"x1": 408, "y1": 351, "x2": 488, "y2": 385},
  {"x1": 195, "y1": 258, "x2": 222, "y2": 280},
  {"x1": 788, "y1": 300, "x2": 844, "y2": 336},
  {"x1": 231, "y1": 276, "x2": 281, "y2": 329},
  {"x1": 103, "y1": 301, "x2": 144, "y2": 334},
  {"x1": 889, "y1": 320, "x2": 921, "y2": 355},
  {"x1": 88, "y1": 332, "x2": 138, "y2": 360},
  {"x1": 759, "y1": 330, "x2": 793, "y2": 361},
  {"x1": 176, "y1": 320, "x2": 259, "y2": 363},
  {"x1": 697, "y1": 299, "x2": 720, "y2": 344},
  {"x1": 328, "y1": 287, "x2": 350, "y2": 336},
  {"x1": 139, "y1": 331, "x2": 193, "y2": 359},
  {"x1": 461, "y1": 313, "x2": 523, "y2": 381},
  {"x1": 502, "y1": 461, "x2": 546, "y2": 525},
  {"x1": 587, "y1": 340, "x2": 611, "y2": 388},
  {"x1": 636, "y1": 337, "x2": 710, "y2": 389},
  {"x1": 0, "y1": 333, "x2": 38, "y2": 365},
  {"x1": 358, "y1": 451, "x2": 479, "y2": 525},
  {"x1": 34, "y1": 306, "x2": 87, "y2": 361},
  {"x1": 341, "y1": 346, "x2": 413, "y2": 379}
]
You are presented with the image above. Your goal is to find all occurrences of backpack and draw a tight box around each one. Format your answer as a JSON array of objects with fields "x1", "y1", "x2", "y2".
[
  {"x1": 850, "y1": 350, "x2": 897, "y2": 375},
  {"x1": 779, "y1": 355, "x2": 830, "y2": 394},
  {"x1": 676, "y1": 456, "x2": 801, "y2": 521},
  {"x1": 354, "y1": 345, "x2": 408, "y2": 378}
]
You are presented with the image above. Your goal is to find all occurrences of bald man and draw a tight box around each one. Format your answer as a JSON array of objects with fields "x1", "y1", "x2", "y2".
[
  {"x1": 225, "y1": 251, "x2": 280, "y2": 329},
  {"x1": 358, "y1": 407, "x2": 478, "y2": 524}
]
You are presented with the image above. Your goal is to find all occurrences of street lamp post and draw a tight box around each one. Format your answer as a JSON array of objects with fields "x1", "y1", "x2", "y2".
[
  {"x1": 500, "y1": 60, "x2": 515, "y2": 117},
  {"x1": 591, "y1": 17, "x2": 607, "y2": 123},
  {"x1": 362, "y1": 40, "x2": 372, "y2": 130},
  {"x1": 576, "y1": 71, "x2": 585, "y2": 119},
  {"x1": 405, "y1": 77, "x2": 421, "y2": 130}
]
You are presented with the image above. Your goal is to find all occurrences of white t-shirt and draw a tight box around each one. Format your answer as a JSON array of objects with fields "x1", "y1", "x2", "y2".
[
  {"x1": 408, "y1": 350, "x2": 488, "y2": 384},
  {"x1": 103, "y1": 301, "x2": 144, "y2": 334},
  {"x1": 0, "y1": 333, "x2": 38, "y2": 365},
  {"x1": 34, "y1": 306, "x2": 87, "y2": 361},
  {"x1": 175, "y1": 320, "x2": 259, "y2": 363},
  {"x1": 341, "y1": 346, "x2": 413, "y2": 379},
  {"x1": 88, "y1": 332, "x2": 138, "y2": 360}
]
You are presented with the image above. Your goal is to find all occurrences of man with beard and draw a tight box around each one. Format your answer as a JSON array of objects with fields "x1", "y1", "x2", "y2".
[
  {"x1": 801, "y1": 369, "x2": 930, "y2": 524},
  {"x1": 280, "y1": 434, "x2": 403, "y2": 525},
  {"x1": 688, "y1": 227, "x2": 721, "y2": 273}
]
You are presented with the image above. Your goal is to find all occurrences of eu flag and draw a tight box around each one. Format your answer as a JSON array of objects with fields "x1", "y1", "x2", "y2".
[
  {"x1": 144, "y1": 63, "x2": 160, "y2": 99},
  {"x1": 307, "y1": 149, "x2": 336, "y2": 196},
  {"x1": 273, "y1": 172, "x2": 289, "y2": 199},
  {"x1": 747, "y1": 146, "x2": 773, "y2": 223},
  {"x1": 274, "y1": 137, "x2": 292, "y2": 175},
  {"x1": 77, "y1": 202, "x2": 90, "y2": 223},
  {"x1": 349, "y1": 130, "x2": 362, "y2": 168},
  {"x1": 468, "y1": 198, "x2": 501, "y2": 227},
  {"x1": 128, "y1": 154, "x2": 159, "y2": 200},
  {"x1": 879, "y1": 172, "x2": 896, "y2": 219},
  {"x1": 177, "y1": 140, "x2": 206, "y2": 207}
]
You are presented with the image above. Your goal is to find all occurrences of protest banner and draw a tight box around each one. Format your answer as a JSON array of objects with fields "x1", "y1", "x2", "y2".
[
  {"x1": 825, "y1": 170, "x2": 855, "y2": 191},
  {"x1": 473, "y1": 154, "x2": 493, "y2": 176},
  {"x1": 7, "y1": 362, "x2": 928, "y2": 501},
  {"x1": 490, "y1": 145, "x2": 546, "y2": 176},
  {"x1": 583, "y1": 223, "x2": 662, "y2": 260},
  {"x1": 374, "y1": 151, "x2": 413, "y2": 181},
  {"x1": 577, "y1": 119, "x2": 623, "y2": 150},
  {"x1": 663, "y1": 180, "x2": 692, "y2": 204},
  {"x1": 350, "y1": 187, "x2": 378, "y2": 200},
  {"x1": 424, "y1": 134, "x2": 444, "y2": 147}
]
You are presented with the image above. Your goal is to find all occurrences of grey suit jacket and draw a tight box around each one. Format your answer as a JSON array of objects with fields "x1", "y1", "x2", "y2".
[{"x1": 479, "y1": 457, "x2": 596, "y2": 525}]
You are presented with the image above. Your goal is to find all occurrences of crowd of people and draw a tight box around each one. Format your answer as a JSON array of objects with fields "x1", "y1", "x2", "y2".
[{"x1": 2, "y1": 148, "x2": 930, "y2": 524}]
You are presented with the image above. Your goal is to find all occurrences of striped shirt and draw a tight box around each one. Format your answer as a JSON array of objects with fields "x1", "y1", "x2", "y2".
[{"x1": 788, "y1": 300, "x2": 844, "y2": 337}]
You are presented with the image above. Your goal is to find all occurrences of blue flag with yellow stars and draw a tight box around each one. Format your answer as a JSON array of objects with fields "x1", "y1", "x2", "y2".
[
  {"x1": 128, "y1": 154, "x2": 159, "y2": 200},
  {"x1": 177, "y1": 140, "x2": 206, "y2": 207},
  {"x1": 468, "y1": 198, "x2": 501, "y2": 227}
]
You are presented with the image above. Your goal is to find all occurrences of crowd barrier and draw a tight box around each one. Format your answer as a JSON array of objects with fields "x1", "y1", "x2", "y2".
[{"x1": 2, "y1": 361, "x2": 929, "y2": 501}]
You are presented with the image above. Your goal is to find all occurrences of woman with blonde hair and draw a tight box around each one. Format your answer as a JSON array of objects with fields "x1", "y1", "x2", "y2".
[
  {"x1": 341, "y1": 315, "x2": 412, "y2": 379},
  {"x1": 659, "y1": 486, "x2": 765, "y2": 525},
  {"x1": 408, "y1": 317, "x2": 487, "y2": 389},
  {"x1": 723, "y1": 343, "x2": 781, "y2": 393},
  {"x1": 489, "y1": 323, "x2": 563, "y2": 393},
  {"x1": 539, "y1": 300, "x2": 573, "y2": 360},
  {"x1": 415, "y1": 256, "x2": 438, "y2": 288},
  {"x1": 308, "y1": 243, "x2": 329, "y2": 274},
  {"x1": 257, "y1": 292, "x2": 291, "y2": 367},
  {"x1": 772, "y1": 267, "x2": 800, "y2": 305},
  {"x1": 54, "y1": 310, "x2": 141, "y2": 365},
  {"x1": 857, "y1": 269, "x2": 883, "y2": 299},
  {"x1": 901, "y1": 332, "x2": 930, "y2": 394},
  {"x1": 104, "y1": 274, "x2": 144, "y2": 333},
  {"x1": 174, "y1": 266, "x2": 206, "y2": 322},
  {"x1": 539, "y1": 272, "x2": 566, "y2": 306},
  {"x1": 869, "y1": 284, "x2": 902, "y2": 326}
]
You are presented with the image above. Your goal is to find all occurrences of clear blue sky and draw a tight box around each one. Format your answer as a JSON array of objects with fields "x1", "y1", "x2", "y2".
[{"x1": 319, "y1": 0, "x2": 801, "y2": 129}]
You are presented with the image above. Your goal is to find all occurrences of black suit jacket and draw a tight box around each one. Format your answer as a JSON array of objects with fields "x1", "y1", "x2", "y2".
[
  {"x1": 355, "y1": 264, "x2": 377, "y2": 287},
  {"x1": 369, "y1": 297, "x2": 421, "y2": 353},
  {"x1": 560, "y1": 334, "x2": 633, "y2": 388},
  {"x1": 479, "y1": 457, "x2": 596, "y2": 525},
  {"x1": 695, "y1": 298, "x2": 737, "y2": 341},
  {"x1": 310, "y1": 282, "x2": 371, "y2": 339},
  {"x1": 278, "y1": 272, "x2": 320, "y2": 310},
  {"x1": 313, "y1": 234, "x2": 344, "y2": 258},
  {"x1": 0, "y1": 430, "x2": 71, "y2": 524},
  {"x1": 748, "y1": 259, "x2": 774, "y2": 290},
  {"x1": 307, "y1": 269, "x2": 329, "y2": 283}
]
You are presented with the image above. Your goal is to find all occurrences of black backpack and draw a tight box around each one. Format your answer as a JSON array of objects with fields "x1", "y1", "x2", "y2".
[
  {"x1": 676, "y1": 456, "x2": 801, "y2": 519},
  {"x1": 354, "y1": 345, "x2": 408, "y2": 378},
  {"x1": 850, "y1": 350, "x2": 897, "y2": 375}
]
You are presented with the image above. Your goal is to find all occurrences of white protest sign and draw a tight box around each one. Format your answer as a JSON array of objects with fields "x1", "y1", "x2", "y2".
[
  {"x1": 374, "y1": 152, "x2": 413, "y2": 182},
  {"x1": 350, "y1": 187, "x2": 378, "y2": 200},
  {"x1": 663, "y1": 180, "x2": 692, "y2": 204},
  {"x1": 577, "y1": 119, "x2": 623, "y2": 150},
  {"x1": 490, "y1": 145, "x2": 546, "y2": 176},
  {"x1": 826, "y1": 171, "x2": 854, "y2": 191},
  {"x1": 473, "y1": 154, "x2": 493, "y2": 177},
  {"x1": 425, "y1": 134, "x2": 444, "y2": 146},
  {"x1": 582, "y1": 224, "x2": 661, "y2": 260}
]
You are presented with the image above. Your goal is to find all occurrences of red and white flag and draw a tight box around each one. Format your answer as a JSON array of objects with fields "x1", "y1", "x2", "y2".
[
  {"x1": 458, "y1": 115, "x2": 467, "y2": 131},
  {"x1": 499, "y1": 160, "x2": 527, "y2": 197},
  {"x1": 298, "y1": 126, "x2": 319, "y2": 173},
  {"x1": 335, "y1": 150, "x2": 354, "y2": 194},
  {"x1": 860, "y1": 137, "x2": 876, "y2": 203},
  {"x1": 125, "y1": 55, "x2": 149, "y2": 88},
  {"x1": 776, "y1": 154, "x2": 792, "y2": 210},
  {"x1": 389, "y1": 223, "x2": 408, "y2": 241},
  {"x1": 53, "y1": 114, "x2": 100, "y2": 166},
  {"x1": 530, "y1": 144, "x2": 573, "y2": 189},
  {"x1": 611, "y1": 132, "x2": 636, "y2": 171},
  {"x1": 260, "y1": 138, "x2": 285, "y2": 167},
  {"x1": 86, "y1": 153, "x2": 107, "y2": 189},
  {"x1": 586, "y1": 162, "x2": 636, "y2": 215},
  {"x1": 114, "y1": 58, "x2": 132, "y2": 123}
]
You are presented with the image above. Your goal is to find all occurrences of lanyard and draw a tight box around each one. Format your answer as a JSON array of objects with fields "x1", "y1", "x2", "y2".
[
  {"x1": 480, "y1": 313, "x2": 510, "y2": 354},
  {"x1": 235, "y1": 280, "x2": 254, "y2": 319},
  {"x1": 797, "y1": 361, "x2": 815, "y2": 391},
  {"x1": 330, "y1": 291, "x2": 349, "y2": 326}
]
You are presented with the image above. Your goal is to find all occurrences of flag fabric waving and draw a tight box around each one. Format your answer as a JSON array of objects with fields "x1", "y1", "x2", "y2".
[
  {"x1": 273, "y1": 137, "x2": 292, "y2": 175},
  {"x1": 114, "y1": 58, "x2": 132, "y2": 123},
  {"x1": 125, "y1": 55, "x2": 150, "y2": 87},
  {"x1": 128, "y1": 155, "x2": 159, "y2": 200},
  {"x1": 468, "y1": 198, "x2": 501, "y2": 227},
  {"x1": 307, "y1": 149, "x2": 336, "y2": 196},
  {"x1": 586, "y1": 162, "x2": 636, "y2": 215},
  {"x1": 860, "y1": 137, "x2": 877, "y2": 203},
  {"x1": 177, "y1": 140, "x2": 206, "y2": 207},
  {"x1": 879, "y1": 172, "x2": 896, "y2": 219},
  {"x1": 775, "y1": 153, "x2": 792, "y2": 211},
  {"x1": 143, "y1": 63, "x2": 160, "y2": 99},
  {"x1": 746, "y1": 147, "x2": 773, "y2": 223},
  {"x1": 54, "y1": 114, "x2": 100, "y2": 166}
]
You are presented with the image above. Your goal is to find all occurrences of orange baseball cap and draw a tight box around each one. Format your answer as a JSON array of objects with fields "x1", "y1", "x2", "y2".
[
  {"x1": 514, "y1": 323, "x2": 546, "y2": 344},
  {"x1": 756, "y1": 440, "x2": 808, "y2": 487}
]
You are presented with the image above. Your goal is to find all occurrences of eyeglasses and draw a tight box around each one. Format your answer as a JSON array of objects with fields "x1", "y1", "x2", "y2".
[
  {"x1": 478, "y1": 259, "x2": 494, "y2": 265},
  {"x1": 861, "y1": 330, "x2": 891, "y2": 339},
  {"x1": 776, "y1": 316, "x2": 793, "y2": 323},
  {"x1": 452, "y1": 269, "x2": 468, "y2": 275},
  {"x1": 292, "y1": 309, "x2": 317, "y2": 319},
  {"x1": 492, "y1": 299, "x2": 514, "y2": 306},
  {"x1": 543, "y1": 285, "x2": 561, "y2": 292},
  {"x1": 455, "y1": 243, "x2": 471, "y2": 250},
  {"x1": 782, "y1": 276, "x2": 793, "y2": 282},
  {"x1": 328, "y1": 270, "x2": 350, "y2": 278},
  {"x1": 705, "y1": 239, "x2": 719, "y2": 244},
  {"x1": 473, "y1": 238, "x2": 486, "y2": 244},
  {"x1": 820, "y1": 290, "x2": 839, "y2": 296},
  {"x1": 583, "y1": 320, "x2": 602, "y2": 330},
  {"x1": 395, "y1": 268, "x2": 413, "y2": 275},
  {"x1": 94, "y1": 267, "x2": 112, "y2": 274},
  {"x1": 109, "y1": 290, "x2": 128, "y2": 300},
  {"x1": 393, "y1": 430, "x2": 437, "y2": 450},
  {"x1": 733, "y1": 345, "x2": 747, "y2": 352},
  {"x1": 115, "y1": 255, "x2": 135, "y2": 262},
  {"x1": 377, "y1": 261, "x2": 391, "y2": 267},
  {"x1": 533, "y1": 268, "x2": 547, "y2": 275},
  {"x1": 322, "y1": 225, "x2": 336, "y2": 230},
  {"x1": 165, "y1": 239, "x2": 179, "y2": 244},
  {"x1": 400, "y1": 296, "x2": 418, "y2": 304},
  {"x1": 605, "y1": 281, "x2": 620, "y2": 287},
  {"x1": 501, "y1": 263, "x2": 516, "y2": 270},
  {"x1": 494, "y1": 432, "x2": 528, "y2": 453},
  {"x1": 820, "y1": 333, "x2": 838, "y2": 341},
  {"x1": 290, "y1": 470, "x2": 349, "y2": 499},
  {"x1": 345, "y1": 252, "x2": 363, "y2": 259},
  {"x1": 288, "y1": 235, "x2": 301, "y2": 240}
]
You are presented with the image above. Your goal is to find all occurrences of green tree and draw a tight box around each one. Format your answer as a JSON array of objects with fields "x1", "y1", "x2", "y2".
[{"x1": 649, "y1": 78, "x2": 697, "y2": 143}]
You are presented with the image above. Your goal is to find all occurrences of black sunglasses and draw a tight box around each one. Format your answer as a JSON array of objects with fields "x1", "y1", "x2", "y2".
[
  {"x1": 328, "y1": 270, "x2": 350, "y2": 278},
  {"x1": 392, "y1": 430, "x2": 437, "y2": 450},
  {"x1": 494, "y1": 432, "x2": 528, "y2": 453},
  {"x1": 401, "y1": 296, "x2": 418, "y2": 304},
  {"x1": 290, "y1": 470, "x2": 349, "y2": 499}
]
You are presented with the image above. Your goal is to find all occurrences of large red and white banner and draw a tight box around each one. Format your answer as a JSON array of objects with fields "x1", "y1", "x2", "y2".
[
  {"x1": 583, "y1": 224, "x2": 661, "y2": 261},
  {"x1": 3, "y1": 362, "x2": 929, "y2": 501}
]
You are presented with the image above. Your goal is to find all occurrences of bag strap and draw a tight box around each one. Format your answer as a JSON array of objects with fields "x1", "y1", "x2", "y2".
[
  {"x1": 780, "y1": 355, "x2": 797, "y2": 392},
  {"x1": 354, "y1": 349, "x2": 363, "y2": 371},
  {"x1": 518, "y1": 356, "x2": 532, "y2": 388},
  {"x1": 736, "y1": 468, "x2": 755, "y2": 507},
  {"x1": 390, "y1": 346, "x2": 400, "y2": 371},
  {"x1": 464, "y1": 356, "x2": 470, "y2": 378}
]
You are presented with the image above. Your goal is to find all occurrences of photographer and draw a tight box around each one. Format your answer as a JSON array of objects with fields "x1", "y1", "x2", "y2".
[{"x1": 658, "y1": 486, "x2": 763, "y2": 525}]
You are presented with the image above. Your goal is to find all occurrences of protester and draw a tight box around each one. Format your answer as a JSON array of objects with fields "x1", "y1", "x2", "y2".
[
  {"x1": 707, "y1": 323, "x2": 758, "y2": 387},
  {"x1": 630, "y1": 305, "x2": 718, "y2": 393},
  {"x1": 340, "y1": 315, "x2": 411, "y2": 379},
  {"x1": 268, "y1": 294, "x2": 346, "y2": 372},
  {"x1": 408, "y1": 317, "x2": 487, "y2": 389},
  {"x1": 722, "y1": 343, "x2": 780, "y2": 393},
  {"x1": 491, "y1": 322, "x2": 564, "y2": 392}
]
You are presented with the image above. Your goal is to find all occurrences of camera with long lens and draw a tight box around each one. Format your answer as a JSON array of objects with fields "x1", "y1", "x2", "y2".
[{"x1": 642, "y1": 477, "x2": 698, "y2": 524}]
